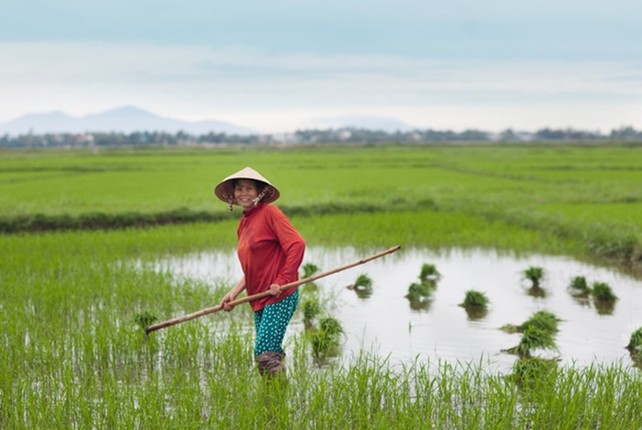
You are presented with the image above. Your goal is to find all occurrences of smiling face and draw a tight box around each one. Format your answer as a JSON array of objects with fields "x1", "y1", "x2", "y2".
[{"x1": 233, "y1": 179, "x2": 260, "y2": 210}]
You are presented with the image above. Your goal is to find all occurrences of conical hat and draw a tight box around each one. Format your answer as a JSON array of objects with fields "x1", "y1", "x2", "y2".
[{"x1": 214, "y1": 167, "x2": 280, "y2": 205}]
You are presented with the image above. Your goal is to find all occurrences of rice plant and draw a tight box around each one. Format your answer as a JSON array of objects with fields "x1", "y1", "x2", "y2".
[
  {"x1": 352, "y1": 273, "x2": 373, "y2": 289},
  {"x1": 591, "y1": 281, "x2": 618, "y2": 315},
  {"x1": 501, "y1": 310, "x2": 560, "y2": 334},
  {"x1": 459, "y1": 290, "x2": 490, "y2": 320},
  {"x1": 568, "y1": 275, "x2": 590, "y2": 296},
  {"x1": 134, "y1": 311, "x2": 158, "y2": 329},
  {"x1": 591, "y1": 281, "x2": 618, "y2": 302},
  {"x1": 302, "y1": 262, "x2": 320, "y2": 278},
  {"x1": 505, "y1": 326, "x2": 558, "y2": 358},
  {"x1": 523, "y1": 266, "x2": 544, "y2": 289},
  {"x1": 405, "y1": 264, "x2": 439, "y2": 307},
  {"x1": 347, "y1": 273, "x2": 373, "y2": 298},
  {"x1": 626, "y1": 327, "x2": 642, "y2": 354},
  {"x1": 302, "y1": 297, "x2": 321, "y2": 329},
  {"x1": 502, "y1": 310, "x2": 560, "y2": 358},
  {"x1": 419, "y1": 263, "x2": 441, "y2": 284},
  {"x1": 459, "y1": 290, "x2": 489, "y2": 309},
  {"x1": 310, "y1": 317, "x2": 344, "y2": 361},
  {"x1": 319, "y1": 316, "x2": 344, "y2": 337},
  {"x1": 405, "y1": 282, "x2": 434, "y2": 309},
  {"x1": 301, "y1": 262, "x2": 321, "y2": 291}
]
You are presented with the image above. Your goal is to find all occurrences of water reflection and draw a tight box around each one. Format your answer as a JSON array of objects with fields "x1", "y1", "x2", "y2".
[
  {"x1": 347, "y1": 285, "x2": 373, "y2": 299},
  {"x1": 408, "y1": 297, "x2": 432, "y2": 312},
  {"x1": 527, "y1": 286, "x2": 547, "y2": 298},
  {"x1": 594, "y1": 299, "x2": 616, "y2": 316},
  {"x1": 150, "y1": 246, "x2": 642, "y2": 373},
  {"x1": 463, "y1": 307, "x2": 489, "y2": 321}
]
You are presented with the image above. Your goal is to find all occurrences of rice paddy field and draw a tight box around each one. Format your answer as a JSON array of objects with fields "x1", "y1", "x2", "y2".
[{"x1": 2, "y1": 143, "x2": 642, "y2": 429}]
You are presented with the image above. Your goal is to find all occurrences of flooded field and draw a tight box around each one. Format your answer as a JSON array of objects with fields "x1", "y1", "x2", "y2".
[{"x1": 154, "y1": 246, "x2": 642, "y2": 373}]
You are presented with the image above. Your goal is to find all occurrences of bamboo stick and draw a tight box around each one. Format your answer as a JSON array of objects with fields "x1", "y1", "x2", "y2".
[{"x1": 145, "y1": 245, "x2": 401, "y2": 334}]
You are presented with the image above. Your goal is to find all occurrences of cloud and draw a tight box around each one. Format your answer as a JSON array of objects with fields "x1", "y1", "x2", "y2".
[{"x1": 0, "y1": 41, "x2": 640, "y2": 132}]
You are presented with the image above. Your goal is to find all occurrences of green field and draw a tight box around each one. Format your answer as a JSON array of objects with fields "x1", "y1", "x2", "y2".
[{"x1": 1, "y1": 144, "x2": 642, "y2": 428}]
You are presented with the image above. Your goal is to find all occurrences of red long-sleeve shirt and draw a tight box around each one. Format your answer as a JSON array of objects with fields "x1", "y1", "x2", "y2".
[{"x1": 237, "y1": 203, "x2": 305, "y2": 311}]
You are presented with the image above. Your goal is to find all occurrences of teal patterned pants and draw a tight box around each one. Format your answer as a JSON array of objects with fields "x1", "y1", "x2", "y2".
[{"x1": 253, "y1": 289, "x2": 299, "y2": 356}]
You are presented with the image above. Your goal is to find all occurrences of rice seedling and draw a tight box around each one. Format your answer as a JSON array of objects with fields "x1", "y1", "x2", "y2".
[
  {"x1": 501, "y1": 310, "x2": 560, "y2": 334},
  {"x1": 134, "y1": 311, "x2": 158, "y2": 330},
  {"x1": 523, "y1": 266, "x2": 545, "y2": 294},
  {"x1": 591, "y1": 281, "x2": 618, "y2": 302},
  {"x1": 302, "y1": 262, "x2": 320, "y2": 278},
  {"x1": 310, "y1": 317, "x2": 344, "y2": 361},
  {"x1": 4, "y1": 145, "x2": 642, "y2": 428},
  {"x1": 405, "y1": 282, "x2": 434, "y2": 310},
  {"x1": 301, "y1": 262, "x2": 321, "y2": 292},
  {"x1": 419, "y1": 263, "x2": 441, "y2": 284},
  {"x1": 459, "y1": 290, "x2": 489, "y2": 309},
  {"x1": 302, "y1": 297, "x2": 321, "y2": 330},
  {"x1": 459, "y1": 290, "x2": 490, "y2": 320},
  {"x1": 568, "y1": 275, "x2": 590, "y2": 296},
  {"x1": 405, "y1": 264, "x2": 440, "y2": 308},
  {"x1": 347, "y1": 273, "x2": 373, "y2": 298},
  {"x1": 625, "y1": 327, "x2": 642, "y2": 354},
  {"x1": 319, "y1": 316, "x2": 344, "y2": 337},
  {"x1": 351, "y1": 273, "x2": 373, "y2": 290},
  {"x1": 505, "y1": 326, "x2": 558, "y2": 358},
  {"x1": 591, "y1": 281, "x2": 618, "y2": 315}
]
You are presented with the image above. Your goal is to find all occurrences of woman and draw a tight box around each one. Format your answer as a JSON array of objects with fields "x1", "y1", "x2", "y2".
[{"x1": 215, "y1": 167, "x2": 305, "y2": 376}]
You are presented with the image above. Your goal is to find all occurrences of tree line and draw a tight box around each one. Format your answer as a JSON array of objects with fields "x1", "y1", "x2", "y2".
[{"x1": 1, "y1": 126, "x2": 642, "y2": 148}]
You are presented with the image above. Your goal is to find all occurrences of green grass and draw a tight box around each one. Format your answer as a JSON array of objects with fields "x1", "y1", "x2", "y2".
[{"x1": 2, "y1": 144, "x2": 641, "y2": 270}]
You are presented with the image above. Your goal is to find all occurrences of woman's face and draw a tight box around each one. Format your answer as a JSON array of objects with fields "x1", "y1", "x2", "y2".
[{"x1": 234, "y1": 179, "x2": 259, "y2": 209}]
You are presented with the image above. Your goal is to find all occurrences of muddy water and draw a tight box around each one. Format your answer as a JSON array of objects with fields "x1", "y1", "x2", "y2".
[{"x1": 155, "y1": 247, "x2": 642, "y2": 373}]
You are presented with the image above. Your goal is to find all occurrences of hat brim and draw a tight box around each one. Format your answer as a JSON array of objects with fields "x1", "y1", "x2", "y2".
[{"x1": 214, "y1": 167, "x2": 280, "y2": 205}]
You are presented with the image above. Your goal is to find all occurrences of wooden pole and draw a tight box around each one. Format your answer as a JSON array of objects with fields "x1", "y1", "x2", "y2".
[{"x1": 145, "y1": 245, "x2": 401, "y2": 334}]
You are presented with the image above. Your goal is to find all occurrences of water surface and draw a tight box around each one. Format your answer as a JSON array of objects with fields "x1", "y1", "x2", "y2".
[{"x1": 153, "y1": 246, "x2": 642, "y2": 373}]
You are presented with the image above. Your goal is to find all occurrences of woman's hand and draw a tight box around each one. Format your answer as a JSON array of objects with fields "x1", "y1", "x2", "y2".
[
  {"x1": 269, "y1": 283, "x2": 282, "y2": 297},
  {"x1": 220, "y1": 291, "x2": 237, "y2": 312},
  {"x1": 220, "y1": 278, "x2": 246, "y2": 312}
]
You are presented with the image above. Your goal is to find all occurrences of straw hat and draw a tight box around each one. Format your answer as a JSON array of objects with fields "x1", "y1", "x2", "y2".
[{"x1": 214, "y1": 167, "x2": 280, "y2": 206}]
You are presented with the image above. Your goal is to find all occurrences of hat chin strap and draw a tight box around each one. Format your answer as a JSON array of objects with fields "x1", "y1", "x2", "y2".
[{"x1": 252, "y1": 187, "x2": 271, "y2": 207}]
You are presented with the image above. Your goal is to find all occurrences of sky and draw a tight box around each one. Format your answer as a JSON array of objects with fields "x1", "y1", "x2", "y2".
[{"x1": 0, "y1": 0, "x2": 641, "y2": 133}]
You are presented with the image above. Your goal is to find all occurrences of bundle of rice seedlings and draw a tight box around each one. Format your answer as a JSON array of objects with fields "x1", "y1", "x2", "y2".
[
  {"x1": 501, "y1": 310, "x2": 560, "y2": 334},
  {"x1": 302, "y1": 297, "x2": 321, "y2": 329},
  {"x1": 591, "y1": 281, "x2": 618, "y2": 302},
  {"x1": 523, "y1": 266, "x2": 544, "y2": 289},
  {"x1": 301, "y1": 262, "x2": 321, "y2": 291},
  {"x1": 568, "y1": 275, "x2": 590, "y2": 296},
  {"x1": 626, "y1": 326, "x2": 642, "y2": 354},
  {"x1": 405, "y1": 282, "x2": 434, "y2": 301},
  {"x1": 513, "y1": 326, "x2": 558, "y2": 358},
  {"x1": 459, "y1": 290, "x2": 489, "y2": 309},
  {"x1": 347, "y1": 274, "x2": 373, "y2": 295},
  {"x1": 419, "y1": 263, "x2": 441, "y2": 284},
  {"x1": 310, "y1": 317, "x2": 344, "y2": 360},
  {"x1": 134, "y1": 311, "x2": 158, "y2": 329}
]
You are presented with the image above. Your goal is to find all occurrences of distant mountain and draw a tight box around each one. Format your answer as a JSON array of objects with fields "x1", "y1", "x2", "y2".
[
  {"x1": 307, "y1": 115, "x2": 414, "y2": 132},
  {"x1": 0, "y1": 106, "x2": 255, "y2": 135}
]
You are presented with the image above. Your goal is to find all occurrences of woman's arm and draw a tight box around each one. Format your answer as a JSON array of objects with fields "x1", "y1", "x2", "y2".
[
  {"x1": 219, "y1": 277, "x2": 246, "y2": 311},
  {"x1": 269, "y1": 207, "x2": 306, "y2": 286}
]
